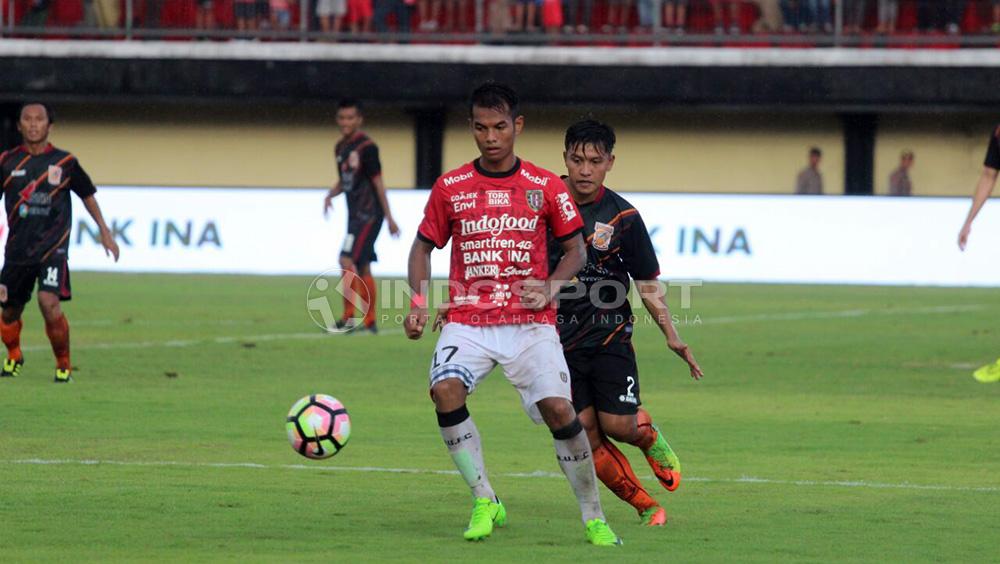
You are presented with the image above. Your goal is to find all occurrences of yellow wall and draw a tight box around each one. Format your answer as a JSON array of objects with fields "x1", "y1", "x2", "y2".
[
  {"x1": 444, "y1": 108, "x2": 844, "y2": 194},
  {"x1": 875, "y1": 114, "x2": 995, "y2": 197},
  {"x1": 51, "y1": 103, "x2": 416, "y2": 189}
]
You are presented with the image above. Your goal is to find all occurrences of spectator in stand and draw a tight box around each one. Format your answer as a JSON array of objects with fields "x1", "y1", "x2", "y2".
[
  {"x1": 875, "y1": 0, "x2": 896, "y2": 33},
  {"x1": 563, "y1": 0, "x2": 594, "y2": 33},
  {"x1": 374, "y1": 0, "x2": 415, "y2": 33},
  {"x1": 795, "y1": 147, "x2": 824, "y2": 195},
  {"x1": 21, "y1": 0, "x2": 49, "y2": 27},
  {"x1": 235, "y1": 0, "x2": 258, "y2": 31},
  {"x1": 512, "y1": 0, "x2": 540, "y2": 32},
  {"x1": 916, "y1": 0, "x2": 961, "y2": 34},
  {"x1": 443, "y1": 0, "x2": 469, "y2": 31},
  {"x1": 419, "y1": 0, "x2": 442, "y2": 30},
  {"x1": 256, "y1": 0, "x2": 271, "y2": 29},
  {"x1": 710, "y1": 0, "x2": 741, "y2": 34},
  {"x1": 542, "y1": 0, "x2": 563, "y2": 33},
  {"x1": 802, "y1": 0, "x2": 832, "y2": 32},
  {"x1": 487, "y1": 0, "x2": 509, "y2": 33},
  {"x1": 143, "y1": 0, "x2": 164, "y2": 28},
  {"x1": 749, "y1": 0, "x2": 783, "y2": 33},
  {"x1": 603, "y1": 0, "x2": 633, "y2": 33},
  {"x1": 779, "y1": 0, "x2": 798, "y2": 31},
  {"x1": 196, "y1": 0, "x2": 215, "y2": 31},
  {"x1": 662, "y1": 0, "x2": 688, "y2": 33},
  {"x1": 349, "y1": 0, "x2": 374, "y2": 32},
  {"x1": 637, "y1": 0, "x2": 655, "y2": 31},
  {"x1": 318, "y1": 0, "x2": 347, "y2": 34},
  {"x1": 993, "y1": 0, "x2": 1000, "y2": 34},
  {"x1": 271, "y1": 0, "x2": 292, "y2": 29},
  {"x1": 888, "y1": 150, "x2": 914, "y2": 196},
  {"x1": 843, "y1": 0, "x2": 867, "y2": 33}
]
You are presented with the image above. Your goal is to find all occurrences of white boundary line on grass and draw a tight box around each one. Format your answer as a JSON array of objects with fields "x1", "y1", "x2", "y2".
[
  {"x1": 5, "y1": 458, "x2": 998, "y2": 494},
  {"x1": 22, "y1": 304, "x2": 987, "y2": 352}
]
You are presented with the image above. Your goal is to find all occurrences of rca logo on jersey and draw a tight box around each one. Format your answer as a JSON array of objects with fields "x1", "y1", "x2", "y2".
[
  {"x1": 556, "y1": 192, "x2": 578, "y2": 222},
  {"x1": 592, "y1": 222, "x2": 614, "y2": 251},
  {"x1": 48, "y1": 165, "x2": 62, "y2": 185},
  {"x1": 486, "y1": 191, "x2": 510, "y2": 207},
  {"x1": 519, "y1": 169, "x2": 549, "y2": 187},
  {"x1": 459, "y1": 214, "x2": 539, "y2": 237},
  {"x1": 443, "y1": 171, "x2": 474, "y2": 187}
]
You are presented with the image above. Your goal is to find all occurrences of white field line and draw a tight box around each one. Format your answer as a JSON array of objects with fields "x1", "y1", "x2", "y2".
[
  {"x1": 20, "y1": 328, "x2": 405, "y2": 352},
  {"x1": 20, "y1": 304, "x2": 987, "y2": 352},
  {"x1": 703, "y1": 304, "x2": 986, "y2": 325},
  {"x1": 4, "y1": 458, "x2": 998, "y2": 494}
]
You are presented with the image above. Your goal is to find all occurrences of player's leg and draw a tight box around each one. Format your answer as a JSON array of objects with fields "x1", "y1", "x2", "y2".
[
  {"x1": 357, "y1": 263, "x2": 378, "y2": 332},
  {"x1": 0, "y1": 263, "x2": 35, "y2": 377},
  {"x1": 591, "y1": 344, "x2": 682, "y2": 492},
  {"x1": 353, "y1": 219, "x2": 382, "y2": 331},
  {"x1": 568, "y1": 349, "x2": 661, "y2": 524},
  {"x1": 37, "y1": 258, "x2": 73, "y2": 383},
  {"x1": 503, "y1": 325, "x2": 619, "y2": 546},
  {"x1": 428, "y1": 324, "x2": 504, "y2": 540}
]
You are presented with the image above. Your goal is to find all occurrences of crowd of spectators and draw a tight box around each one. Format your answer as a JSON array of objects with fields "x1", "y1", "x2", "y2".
[{"x1": 5, "y1": 0, "x2": 1000, "y2": 37}]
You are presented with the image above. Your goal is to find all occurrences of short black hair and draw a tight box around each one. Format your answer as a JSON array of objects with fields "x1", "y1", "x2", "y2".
[
  {"x1": 337, "y1": 98, "x2": 363, "y2": 115},
  {"x1": 469, "y1": 82, "x2": 520, "y2": 119},
  {"x1": 19, "y1": 102, "x2": 54, "y2": 124},
  {"x1": 809, "y1": 147, "x2": 822, "y2": 157},
  {"x1": 564, "y1": 119, "x2": 616, "y2": 155}
]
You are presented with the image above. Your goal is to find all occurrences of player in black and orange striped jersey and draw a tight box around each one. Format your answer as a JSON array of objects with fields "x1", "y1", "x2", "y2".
[
  {"x1": 323, "y1": 99, "x2": 400, "y2": 333},
  {"x1": 0, "y1": 103, "x2": 119, "y2": 383},
  {"x1": 548, "y1": 120, "x2": 703, "y2": 526}
]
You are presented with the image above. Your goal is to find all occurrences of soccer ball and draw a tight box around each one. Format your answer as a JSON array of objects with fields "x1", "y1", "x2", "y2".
[{"x1": 286, "y1": 394, "x2": 351, "y2": 459}]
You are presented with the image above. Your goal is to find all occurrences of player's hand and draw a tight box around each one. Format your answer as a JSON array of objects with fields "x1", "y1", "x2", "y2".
[
  {"x1": 101, "y1": 228, "x2": 120, "y2": 262},
  {"x1": 0, "y1": 284, "x2": 7, "y2": 303},
  {"x1": 959, "y1": 222, "x2": 972, "y2": 251},
  {"x1": 323, "y1": 193, "x2": 334, "y2": 218},
  {"x1": 519, "y1": 278, "x2": 549, "y2": 311},
  {"x1": 668, "y1": 337, "x2": 704, "y2": 381},
  {"x1": 404, "y1": 306, "x2": 428, "y2": 340},
  {"x1": 388, "y1": 217, "x2": 401, "y2": 238},
  {"x1": 432, "y1": 303, "x2": 450, "y2": 332}
]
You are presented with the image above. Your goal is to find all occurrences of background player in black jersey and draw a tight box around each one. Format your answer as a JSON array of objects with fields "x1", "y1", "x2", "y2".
[
  {"x1": 322, "y1": 99, "x2": 400, "y2": 333},
  {"x1": 551, "y1": 120, "x2": 703, "y2": 526},
  {"x1": 958, "y1": 124, "x2": 1000, "y2": 383},
  {"x1": 0, "y1": 102, "x2": 120, "y2": 383}
]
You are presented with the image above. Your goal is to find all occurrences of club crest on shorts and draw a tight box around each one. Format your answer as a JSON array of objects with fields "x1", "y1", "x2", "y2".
[
  {"x1": 592, "y1": 222, "x2": 614, "y2": 251},
  {"x1": 526, "y1": 190, "x2": 543, "y2": 212},
  {"x1": 560, "y1": 372, "x2": 568, "y2": 383},
  {"x1": 48, "y1": 165, "x2": 62, "y2": 185}
]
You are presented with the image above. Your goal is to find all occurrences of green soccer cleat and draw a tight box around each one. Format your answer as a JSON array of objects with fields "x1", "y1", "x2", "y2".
[
  {"x1": 640, "y1": 506, "x2": 667, "y2": 527},
  {"x1": 1, "y1": 357, "x2": 23, "y2": 378},
  {"x1": 973, "y1": 359, "x2": 1000, "y2": 383},
  {"x1": 54, "y1": 368, "x2": 72, "y2": 383},
  {"x1": 585, "y1": 518, "x2": 622, "y2": 546},
  {"x1": 463, "y1": 497, "x2": 506, "y2": 541},
  {"x1": 644, "y1": 424, "x2": 682, "y2": 492}
]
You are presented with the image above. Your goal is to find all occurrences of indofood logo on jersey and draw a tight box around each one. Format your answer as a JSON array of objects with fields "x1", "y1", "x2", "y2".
[{"x1": 459, "y1": 214, "x2": 539, "y2": 237}]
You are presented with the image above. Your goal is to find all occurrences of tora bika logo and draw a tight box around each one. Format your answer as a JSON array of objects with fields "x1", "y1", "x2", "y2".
[{"x1": 460, "y1": 214, "x2": 539, "y2": 237}]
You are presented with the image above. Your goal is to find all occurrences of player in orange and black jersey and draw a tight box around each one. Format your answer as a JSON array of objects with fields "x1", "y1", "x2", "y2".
[
  {"x1": 548, "y1": 120, "x2": 703, "y2": 526},
  {"x1": 0, "y1": 103, "x2": 120, "y2": 383},
  {"x1": 323, "y1": 99, "x2": 400, "y2": 333}
]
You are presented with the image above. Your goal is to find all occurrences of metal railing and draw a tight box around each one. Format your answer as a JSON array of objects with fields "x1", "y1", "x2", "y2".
[{"x1": 0, "y1": 0, "x2": 998, "y2": 47}]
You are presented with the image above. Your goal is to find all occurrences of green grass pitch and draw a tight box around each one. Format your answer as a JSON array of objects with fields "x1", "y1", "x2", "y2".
[{"x1": 1, "y1": 273, "x2": 998, "y2": 562}]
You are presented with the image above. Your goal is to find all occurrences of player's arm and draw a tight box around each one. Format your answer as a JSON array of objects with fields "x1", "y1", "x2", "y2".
[
  {"x1": 636, "y1": 279, "x2": 703, "y2": 380},
  {"x1": 958, "y1": 166, "x2": 999, "y2": 251},
  {"x1": 323, "y1": 182, "x2": 343, "y2": 217},
  {"x1": 405, "y1": 237, "x2": 434, "y2": 339},
  {"x1": 81, "y1": 195, "x2": 120, "y2": 262},
  {"x1": 371, "y1": 174, "x2": 400, "y2": 237}
]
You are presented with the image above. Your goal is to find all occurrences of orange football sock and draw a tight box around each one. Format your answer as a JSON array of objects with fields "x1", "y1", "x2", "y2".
[
  {"x1": 44, "y1": 314, "x2": 70, "y2": 370},
  {"x1": 361, "y1": 273, "x2": 377, "y2": 327},
  {"x1": 0, "y1": 318, "x2": 23, "y2": 361},
  {"x1": 341, "y1": 270, "x2": 358, "y2": 319},
  {"x1": 631, "y1": 408, "x2": 658, "y2": 450},
  {"x1": 592, "y1": 440, "x2": 659, "y2": 515}
]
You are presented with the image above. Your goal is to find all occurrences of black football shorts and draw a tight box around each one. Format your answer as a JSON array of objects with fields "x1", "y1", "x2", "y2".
[
  {"x1": 1, "y1": 251, "x2": 72, "y2": 308},
  {"x1": 565, "y1": 342, "x2": 641, "y2": 415}
]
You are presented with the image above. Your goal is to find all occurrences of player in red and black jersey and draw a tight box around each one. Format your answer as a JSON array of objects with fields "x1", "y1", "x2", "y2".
[
  {"x1": 959, "y1": 124, "x2": 1000, "y2": 382},
  {"x1": 323, "y1": 99, "x2": 400, "y2": 333},
  {"x1": 549, "y1": 120, "x2": 703, "y2": 526},
  {"x1": 0, "y1": 103, "x2": 120, "y2": 383}
]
